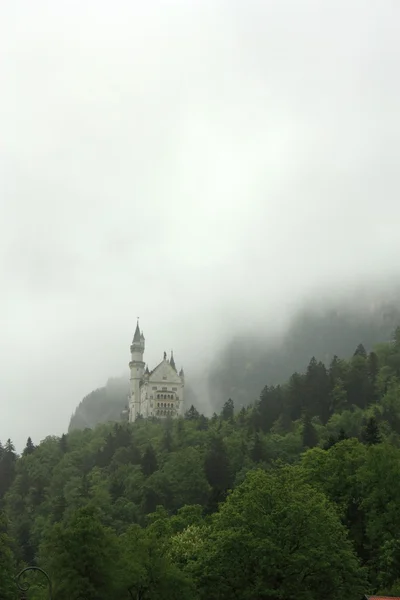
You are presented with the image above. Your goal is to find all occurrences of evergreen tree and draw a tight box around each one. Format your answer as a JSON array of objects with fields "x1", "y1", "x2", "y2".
[
  {"x1": 250, "y1": 433, "x2": 265, "y2": 463},
  {"x1": 204, "y1": 436, "x2": 231, "y2": 511},
  {"x1": 302, "y1": 413, "x2": 318, "y2": 449},
  {"x1": 393, "y1": 326, "x2": 400, "y2": 349},
  {"x1": 162, "y1": 427, "x2": 173, "y2": 452},
  {"x1": 197, "y1": 414, "x2": 209, "y2": 431},
  {"x1": 0, "y1": 439, "x2": 16, "y2": 498},
  {"x1": 237, "y1": 406, "x2": 246, "y2": 426},
  {"x1": 23, "y1": 436, "x2": 36, "y2": 456},
  {"x1": 330, "y1": 378, "x2": 348, "y2": 412},
  {"x1": 221, "y1": 398, "x2": 234, "y2": 421},
  {"x1": 287, "y1": 372, "x2": 307, "y2": 421},
  {"x1": 323, "y1": 435, "x2": 337, "y2": 450},
  {"x1": 354, "y1": 343, "x2": 367, "y2": 358},
  {"x1": 184, "y1": 405, "x2": 200, "y2": 420},
  {"x1": 257, "y1": 385, "x2": 283, "y2": 432},
  {"x1": 361, "y1": 417, "x2": 381, "y2": 445},
  {"x1": 59, "y1": 433, "x2": 68, "y2": 453},
  {"x1": 141, "y1": 444, "x2": 158, "y2": 476},
  {"x1": 0, "y1": 511, "x2": 16, "y2": 600}
]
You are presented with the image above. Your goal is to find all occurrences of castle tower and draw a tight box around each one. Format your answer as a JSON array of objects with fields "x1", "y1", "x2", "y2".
[{"x1": 129, "y1": 321, "x2": 145, "y2": 421}]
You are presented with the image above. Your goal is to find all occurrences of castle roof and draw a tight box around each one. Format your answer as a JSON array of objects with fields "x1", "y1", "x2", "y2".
[{"x1": 133, "y1": 322, "x2": 141, "y2": 343}]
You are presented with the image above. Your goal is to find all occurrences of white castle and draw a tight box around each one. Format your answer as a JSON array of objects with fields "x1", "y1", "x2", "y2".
[{"x1": 128, "y1": 322, "x2": 185, "y2": 421}]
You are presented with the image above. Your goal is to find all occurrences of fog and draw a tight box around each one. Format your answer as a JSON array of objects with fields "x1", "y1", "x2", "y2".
[{"x1": 1, "y1": 0, "x2": 400, "y2": 449}]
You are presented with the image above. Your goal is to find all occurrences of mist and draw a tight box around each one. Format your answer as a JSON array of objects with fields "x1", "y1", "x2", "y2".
[{"x1": 1, "y1": 0, "x2": 400, "y2": 449}]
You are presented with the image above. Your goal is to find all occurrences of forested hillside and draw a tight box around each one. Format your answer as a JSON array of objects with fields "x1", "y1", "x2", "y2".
[
  {"x1": 68, "y1": 377, "x2": 129, "y2": 432},
  {"x1": 2, "y1": 328, "x2": 400, "y2": 598},
  {"x1": 208, "y1": 299, "x2": 400, "y2": 411},
  {"x1": 69, "y1": 298, "x2": 400, "y2": 432}
]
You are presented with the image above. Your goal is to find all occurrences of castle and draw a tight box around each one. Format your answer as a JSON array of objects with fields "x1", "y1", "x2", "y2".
[{"x1": 128, "y1": 322, "x2": 185, "y2": 421}]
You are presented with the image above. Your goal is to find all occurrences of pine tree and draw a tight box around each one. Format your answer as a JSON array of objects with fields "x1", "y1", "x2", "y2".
[
  {"x1": 354, "y1": 343, "x2": 367, "y2": 358},
  {"x1": 361, "y1": 417, "x2": 381, "y2": 445},
  {"x1": 393, "y1": 326, "x2": 400, "y2": 349},
  {"x1": 367, "y1": 351, "x2": 379, "y2": 402},
  {"x1": 59, "y1": 433, "x2": 68, "y2": 453},
  {"x1": 0, "y1": 439, "x2": 17, "y2": 498},
  {"x1": 237, "y1": 406, "x2": 247, "y2": 426},
  {"x1": 0, "y1": 511, "x2": 16, "y2": 600},
  {"x1": 250, "y1": 433, "x2": 265, "y2": 463},
  {"x1": 323, "y1": 435, "x2": 337, "y2": 450},
  {"x1": 204, "y1": 436, "x2": 232, "y2": 512},
  {"x1": 141, "y1": 444, "x2": 158, "y2": 476},
  {"x1": 221, "y1": 398, "x2": 234, "y2": 421},
  {"x1": 162, "y1": 427, "x2": 173, "y2": 452},
  {"x1": 197, "y1": 414, "x2": 209, "y2": 431},
  {"x1": 302, "y1": 413, "x2": 318, "y2": 449},
  {"x1": 330, "y1": 378, "x2": 348, "y2": 413},
  {"x1": 23, "y1": 436, "x2": 36, "y2": 456},
  {"x1": 185, "y1": 405, "x2": 200, "y2": 420}
]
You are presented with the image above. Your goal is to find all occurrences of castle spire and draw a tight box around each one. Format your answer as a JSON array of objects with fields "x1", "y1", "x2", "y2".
[
  {"x1": 133, "y1": 319, "x2": 141, "y2": 343},
  {"x1": 170, "y1": 350, "x2": 176, "y2": 371}
]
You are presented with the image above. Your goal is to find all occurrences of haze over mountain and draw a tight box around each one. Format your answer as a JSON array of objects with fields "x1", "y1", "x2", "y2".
[
  {"x1": 1, "y1": 0, "x2": 400, "y2": 449},
  {"x1": 69, "y1": 288, "x2": 400, "y2": 432}
]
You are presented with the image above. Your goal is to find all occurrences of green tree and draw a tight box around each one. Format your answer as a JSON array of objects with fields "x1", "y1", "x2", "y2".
[
  {"x1": 141, "y1": 444, "x2": 158, "y2": 477},
  {"x1": 192, "y1": 468, "x2": 366, "y2": 600},
  {"x1": 0, "y1": 511, "x2": 16, "y2": 600},
  {"x1": 250, "y1": 433, "x2": 265, "y2": 463},
  {"x1": 204, "y1": 436, "x2": 231, "y2": 512},
  {"x1": 119, "y1": 524, "x2": 195, "y2": 600},
  {"x1": 185, "y1": 405, "x2": 200, "y2": 420},
  {"x1": 0, "y1": 439, "x2": 17, "y2": 498},
  {"x1": 354, "y1": 343, "x2": 367, "y2": 358},
  {"x1": 361, "y1": 417, "x2": 381, "y2": 446},
  {"x1": 302, "y1": 412, "x2": 318, "y2": 449},
  {"x1": 221, "y1": 398, "x2": 234, "y2": 421},
  {"x1": 41, "y1": 504, "x2": 118, "y2": 600},
  {"x1": 23, "y1": 436, "x2": 36, "y2": 456},
  {"x1": 330, "y1": 378, "x2": 348, "y2": 412}
]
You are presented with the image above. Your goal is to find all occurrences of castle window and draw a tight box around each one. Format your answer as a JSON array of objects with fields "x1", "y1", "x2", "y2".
[
  {"x1": 152, "y1": 386, "x2": 157, "y2": 390},
  {"x1": 172, "y1": 387, "x2": 177, "y2": 391},
  {"x1": 150, "y1": 395, "x2": 153, "y2": 400},
  {"x1": 162, "y1": 387, "x2": 167, "y2": 391},
  {"x1": 163, "y1": 376, "x2": 167, "y2": 380}
]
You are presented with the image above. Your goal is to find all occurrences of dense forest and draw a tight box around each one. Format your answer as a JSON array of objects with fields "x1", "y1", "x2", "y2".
[{"x1": 2, "y1": 327, "x2": 400, "y2": 598}]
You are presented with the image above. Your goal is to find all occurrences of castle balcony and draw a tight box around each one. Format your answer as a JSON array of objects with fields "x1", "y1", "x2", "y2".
[
  {"x1": 155, "y1": 406, "x2": 177, "y2": 418},
  {"x1": 155, "y1": 391, "x2": 178, "y2": 401}
]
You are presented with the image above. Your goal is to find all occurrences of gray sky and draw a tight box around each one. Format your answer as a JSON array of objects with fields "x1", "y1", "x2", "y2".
[{"x1": 1, "y1": 0, "x2": 400, "y2": 450}]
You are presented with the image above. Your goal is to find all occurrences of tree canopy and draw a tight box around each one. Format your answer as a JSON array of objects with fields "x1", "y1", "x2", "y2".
[{"x1": 3, "y1": 328, "x2": 400, "y2": 597}]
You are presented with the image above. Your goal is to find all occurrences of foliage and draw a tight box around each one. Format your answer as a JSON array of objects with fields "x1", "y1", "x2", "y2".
[{"x1": 3, "y1": 327, "x2": 400, "y2": 596}]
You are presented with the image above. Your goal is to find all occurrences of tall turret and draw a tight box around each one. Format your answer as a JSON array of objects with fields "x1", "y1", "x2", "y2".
[{"x1": 129, "y1": 321, "x2": 145, "y2": 421}]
